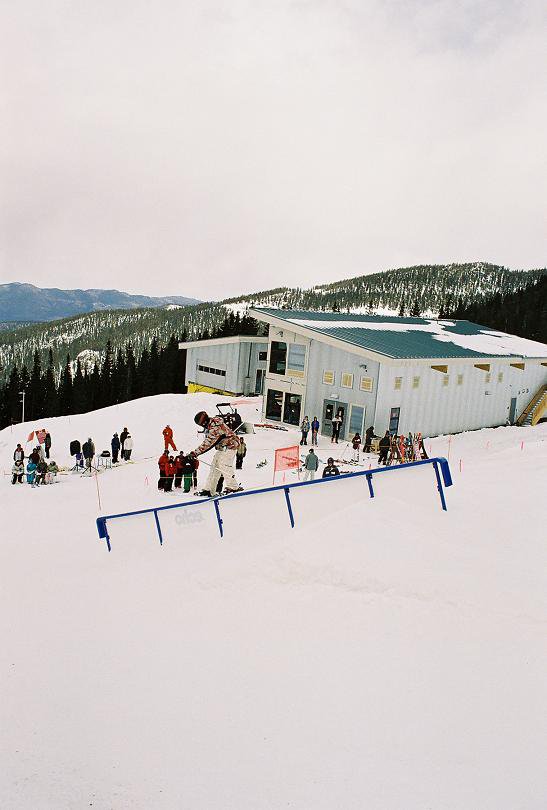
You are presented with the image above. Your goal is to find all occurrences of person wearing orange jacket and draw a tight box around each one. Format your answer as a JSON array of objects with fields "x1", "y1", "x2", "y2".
[
  {"x1": 162, "y1": 425, "x2": 177, "y2": 452},
  {"x1": 164, "y1": 456, "x2": 176, "y2": 492},
  {"x1": 158, "y1": 450, "x2": 170, "y2": 490}
]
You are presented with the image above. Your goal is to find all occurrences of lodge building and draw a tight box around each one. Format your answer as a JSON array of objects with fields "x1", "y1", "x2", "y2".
[{"x1": 180, "y1": 309, "x2": 547, "y2": 439}]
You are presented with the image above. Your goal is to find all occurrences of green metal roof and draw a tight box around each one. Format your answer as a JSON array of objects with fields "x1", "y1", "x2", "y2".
[{"x1": 253, "y1": 308, "x2": 547, "y2": 360}]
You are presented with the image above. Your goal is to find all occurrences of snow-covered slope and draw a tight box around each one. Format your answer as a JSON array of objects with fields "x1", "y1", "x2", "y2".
[{"x1": 1, "y1": 394, "x2": 546, "y2": 809}]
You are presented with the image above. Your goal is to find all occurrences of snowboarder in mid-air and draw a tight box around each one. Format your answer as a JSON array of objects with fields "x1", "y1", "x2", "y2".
[{"x1": 190, "y1": 411, "x2": 242, "y2": 497}]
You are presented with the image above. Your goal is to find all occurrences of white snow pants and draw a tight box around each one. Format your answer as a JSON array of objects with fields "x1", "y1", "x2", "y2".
[
  {"x1": 205, "y1": 447, "x2": 238, "y2": 493},
  {"x1": 303, "y1": 469, "x2": 315, "y2": 481}
]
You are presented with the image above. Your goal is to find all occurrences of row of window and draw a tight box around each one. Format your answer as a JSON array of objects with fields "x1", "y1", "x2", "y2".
[
  {"x1": 269, "y1": 341, "x2": 306, "y2": 376},
  {"x1": 323, "y1": 371, "x2": 374, "y2": 392},
  {"x1": 393, "y1": 371, "x2": 505, "y2": 390},
  {"x1": 197, "y1": 364, "x2": 226, "y2": 377}
]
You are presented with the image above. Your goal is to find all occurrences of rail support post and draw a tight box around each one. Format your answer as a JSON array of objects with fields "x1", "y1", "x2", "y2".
[
  {"x1": 366, "y1": 473, "x2": 374, "y2": 499},
  {"x1": 433, "y1": 461, "x2": 447, "y2": 511},
  {"x1": 214, "y1": 500, "x2": 224, "y2": 538},
  {"x1": 153, "y1": 510, "x2": 163, "y2": 545},
  {"x1": 284, "y1": 487, "x2": 295, "y2": 528}
]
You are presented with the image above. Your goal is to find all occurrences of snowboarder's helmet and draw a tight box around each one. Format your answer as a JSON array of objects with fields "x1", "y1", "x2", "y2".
[{"x1": 194, "y1": 411, "x2": 208, "y2": 426}]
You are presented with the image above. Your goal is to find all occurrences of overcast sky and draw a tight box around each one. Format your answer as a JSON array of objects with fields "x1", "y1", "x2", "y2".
[{"x1": 1, "y1": 1, "x2": 545, "y2": 300}]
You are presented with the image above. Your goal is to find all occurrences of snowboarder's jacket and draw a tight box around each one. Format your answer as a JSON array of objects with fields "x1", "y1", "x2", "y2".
[
  {"x1": 304, "y1": 451, "x2": 319, "y2": 471},
  {"x1": 352, "y1": 434, "x2": 361, "y2": 450},
  {"x1": 48, "y1": 461, "x2": 59, "y2": 474},
  {"x1": 177, "y1": 455, "x2": 194, "y2": 475},
  {"x1": 45, "y1": 433, "x2": 51, "y2": 450},
  {"x1": 194, "y1": 416, "x2": 240, "y2": 456},
  {"x1": 163, "y1": 426, "x2": 175, "y2": 444},
  {"x1": 111, "y1": 434, "x2": 120, "y2": 452},
  {"x1": 30, "y1": 448, "x2": 40, "y2": 464},
  {"x1": 322, "y1": 463, "x2": 340, "y2": 477},
  {"x1": 82, "y1": 440, "x2": 95, "y2": 459},
  {"x1": 14, "y1": 445, "x2": 24, "y2": 462}
]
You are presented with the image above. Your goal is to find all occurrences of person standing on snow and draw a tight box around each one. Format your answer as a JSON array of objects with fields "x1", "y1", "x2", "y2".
[
  {"x1": 158, "y1": 450, "x2": 169, "y2": 490},
  {"x1": 364, "y1": 425, "x2": 377, "y2": 453},
  {"x1": 13, "y1": 443, "x2": 25, "y2": 463},
  {"x1": 44, "y1": 431, "x2": 52, "y2": 459},
  {"x1": 82, "y1": 437, "x2": 95, "y2": 470},
  {"x1": 163, "y1": 425, "x2": 177, "y2": 452},
  {"x1": 26, "y1": 459, "x2": 37, "y2": 486},
  {"x1": 302, "y1": 448, "x2": 319, "y2": 481},
  {"x1": 190, "y1": 411, "x2": 241, "y2": 497},
  {"x1": 331, "y1": 411, "x2": 343, "y2": 443},
  {"x1": 111, "y1": 433, "x2": 120, "y2": 464},
  {"x1": 351, "y1": 432, "x2": 361, "y2": 462},
  {"x1": 120, "y1": 427, "x2": 129, "y2": 456},
  {"x1": 311, "y1": 416, "x2": 320, "y2": 446},
  {"x1": 235, "y1": 438, "x2": 247, "y2": 470},
  {"x1": 123, "y1": 433, "x2": 133, "y2": 460},
  {"x1": 378, "y1": 431, "x2": 391, "y2": 466},
  {"x1": 300, "y1": 416, "x2": 310, "y2": 446}
]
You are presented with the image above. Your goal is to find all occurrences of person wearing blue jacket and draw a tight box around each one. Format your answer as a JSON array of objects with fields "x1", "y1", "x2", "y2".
[
  {"x1": 311, "y1": 417, "x2": 320, "y2": 446},
  {"x1": 26, "y1": 460, "x2": 37, "y2": 486}
]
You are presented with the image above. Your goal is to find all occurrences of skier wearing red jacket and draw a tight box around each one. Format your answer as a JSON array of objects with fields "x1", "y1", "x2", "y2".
[
  {"x1": 158, "y1": 450, "x2": 170, "y2": 490},
  {"x1": 162, "y1": 425, "x2": 177, "y2": 452}
]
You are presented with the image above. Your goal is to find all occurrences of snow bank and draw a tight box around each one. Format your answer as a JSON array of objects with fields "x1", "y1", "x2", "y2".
[{"x1": 1, "y1": 394, "x2": 546, "y2": 809}]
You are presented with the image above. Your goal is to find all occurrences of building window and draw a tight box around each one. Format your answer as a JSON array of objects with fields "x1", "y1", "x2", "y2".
[
  {"x1": 287, "y1": 343, "x2": 306, "y2": 376},
  {"x1": 323, "y1": 370, "x2": 335, "y2": 385},
  {"x1": 412, "y1": 376, "x2": 420, "y2": 389},
  {"x1": 258, "y1": 351, "x2": 267, "y2": 361},
  {"x1": 341, "y1": 372, "x2": 354, "y2": 389},
  {"x1": 394, "y1": 377, "x2": 402, "y2": 390},
  {"x1": 265, "y1": 389, "x2": 283, "y2": 421},
  {"x1": 498, "y1": 372, "x2": 504, "y2": 383},
  {"x1": 269, "y1": 341, "x2": 287, "y2": 375},
  {"x1": 360, "y1": 376, "x2": 373, "y2": 392},
  {"x1": 283, "y1": 393, "x2": 302, "y2": 426},
  {"x1": 457, "y1": 374, "x2": 463, "y2": 385},
  {"x1": 443, "y1": 375, "x2": 449, "y2": 387},
  {"x1": 485, "y1": 373, "x2": 491, "y2": 384},
  {"x1": 197, "y1": 364, "x2": 226, "y2": 377}
]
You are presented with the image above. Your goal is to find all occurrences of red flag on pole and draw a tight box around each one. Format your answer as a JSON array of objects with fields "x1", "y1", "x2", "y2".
[
  {"x1": 36, "y1": 429, "x2": 47, "y2": 444},
  {"x1": 273, "y1": 445, "x2": 299, "y2": 484},
  {"x1": 27, "y1": 431, "x2": 34, "y2": 443}
]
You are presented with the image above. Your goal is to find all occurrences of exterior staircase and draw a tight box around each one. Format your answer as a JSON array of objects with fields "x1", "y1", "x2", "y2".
[{"x1": 516, "y1": 384, "x2": 547, "y2": 426}]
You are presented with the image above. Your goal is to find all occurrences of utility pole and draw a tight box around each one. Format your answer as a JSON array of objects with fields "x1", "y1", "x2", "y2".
[{"x1": 19, "y1": 390, "x2": 25, "y2": 424}]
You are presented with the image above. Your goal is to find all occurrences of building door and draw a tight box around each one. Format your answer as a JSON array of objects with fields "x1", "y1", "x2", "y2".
[
  {"x1": 389, "y1": 407, "x2": 400, "y2": 434},
  {"x1": 255, "y1": 368, "x2": 265, "y2": 394},
  {"x1": 283, "y1": 393, "x2": 302, "y2": 426},
  {"x1": 348, "y1": 404, "x2": 366, "y2": 438},
  {"x1": 509, "y1": 397, "x2": 517, "y2": 424},
  {"x1": 322, "y1": 399, "x2": 348, "y2": 439}
]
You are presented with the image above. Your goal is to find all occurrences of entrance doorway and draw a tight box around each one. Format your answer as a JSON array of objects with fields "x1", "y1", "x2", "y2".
[
  {"x1": 389, "y1": 407, "x2": 401, "y2": 434},
  {"x1": 509, "y1": 397, "x2": 517, "y2": 424},
  {"x1": 255, "y1": 368, "x2": 265, "y2": 395},
  {"x1": 322, "y1": 399, "x2": 348, "y2": 439}
]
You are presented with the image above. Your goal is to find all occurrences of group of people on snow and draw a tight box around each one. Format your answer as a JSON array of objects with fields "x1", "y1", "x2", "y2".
[
  {"x1": 301, "y1": 448, "x2": 341, "y2": 481},
  {"x1": 11, "y1": 441, "x2": 59, "y2": 486},
  {"x1": 110, "y1": 427, "x2": 133, "y2": 463}
]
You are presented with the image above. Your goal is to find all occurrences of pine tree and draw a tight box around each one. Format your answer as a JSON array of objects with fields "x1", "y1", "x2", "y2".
[
  {"x1": 101, "y1": 340, "x2": 115, "y2": 407},
  {"x1": 72, "y1": 359, "x2": 88, "y2": 414},
  {"x1": 43, "y1": 349, "x2": 59, "y2": 417},
  {"x1": 59, "y1": 355, "x2": 73, "y2": 416},
  {"x1": 28, "y1": 350, "x2": 45, "y2": 421}
]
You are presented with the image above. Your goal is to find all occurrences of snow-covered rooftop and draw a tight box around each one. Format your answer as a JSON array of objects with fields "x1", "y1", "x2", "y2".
[{"x1": 252, "y1": 309, "x2": 547, "y2": 360}]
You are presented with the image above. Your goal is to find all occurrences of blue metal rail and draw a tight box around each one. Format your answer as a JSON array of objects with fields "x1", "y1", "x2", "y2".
[{"x1": 96, "y1": 456, "x2": 452, "y2": 551}]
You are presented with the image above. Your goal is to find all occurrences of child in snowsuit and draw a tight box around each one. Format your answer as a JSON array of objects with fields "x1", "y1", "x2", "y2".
[
  {"x1": 26, "y1": 460, "x2": 37, "y2": 485},
  {"x1": 46, "y1": 461, "x2": 59, "y2": 484},
  {"x1": 351, "y1": 432, "x2": 361, "y2": 462},
  {"x1": 163, "y1": 425, "x2": 177, "y2": 452},
  {"x1": 302, "y1": 449, "x2": 319, "y2": 481},
  {"x1": 12, "y1": 461, "x2": 24, "y2": 484}
]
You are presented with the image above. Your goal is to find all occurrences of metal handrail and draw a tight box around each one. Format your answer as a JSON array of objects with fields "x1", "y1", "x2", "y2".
[{"x1": 96, "y1": 456, "x2": 453, "y2": 551}]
